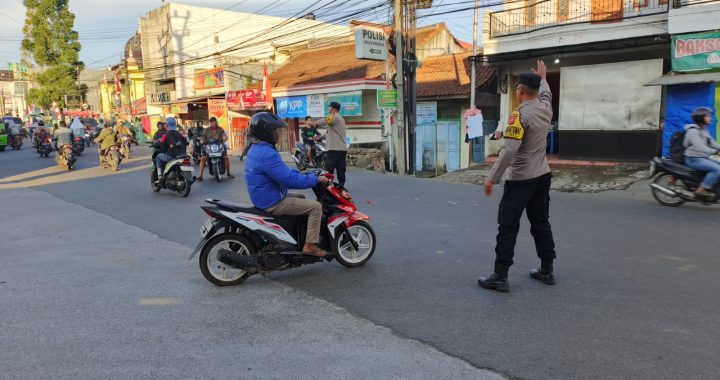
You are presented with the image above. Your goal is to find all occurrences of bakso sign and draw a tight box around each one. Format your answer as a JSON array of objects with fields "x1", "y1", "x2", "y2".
[
  {"x1": 355, "y1": 27, "x2": 388, "y2": 61},
  {"x1": 672, "y1": 31, "x2": 720, "y2": 72}
]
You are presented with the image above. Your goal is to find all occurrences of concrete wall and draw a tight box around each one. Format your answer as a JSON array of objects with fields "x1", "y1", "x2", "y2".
[{"x1": 418, "y1": 28, "x2": 467, "y2": 60}]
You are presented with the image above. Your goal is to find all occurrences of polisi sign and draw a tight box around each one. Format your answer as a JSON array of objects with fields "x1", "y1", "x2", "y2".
[{"x1": 355, "y1": 27, "x2": 388, "y2": 61}]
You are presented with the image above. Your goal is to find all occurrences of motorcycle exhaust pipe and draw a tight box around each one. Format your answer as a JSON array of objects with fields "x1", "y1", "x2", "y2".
[
  {"x1": 217, "y1": 249, "x2": 258, "y2": 273},
  {"x1": 650, "y1": 183, "x2": 677, "y2": 197}
]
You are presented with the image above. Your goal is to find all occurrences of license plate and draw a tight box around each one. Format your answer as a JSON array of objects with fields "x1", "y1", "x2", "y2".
[
  {"x1": 181, "y1": 165, "x2": 193, "y2": 173},
  {"x1": 208, "y1": 152, "x2": 222, "y2": 157},
  {"x1": 200, "y1": 219, "x2": 214, "y2": 237}
]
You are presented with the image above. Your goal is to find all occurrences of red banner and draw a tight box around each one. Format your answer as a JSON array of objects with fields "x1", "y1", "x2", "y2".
[
  {"x1": 133, "y1": 97, "x2": 147, "y2": 115},
  {"x1": 227, "y1": 89, "x2": 269, "y2": 111}
]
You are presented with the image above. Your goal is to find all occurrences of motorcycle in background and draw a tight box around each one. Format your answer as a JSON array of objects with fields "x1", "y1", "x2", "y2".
[
  {"x1": 84, "y1": 130, "x2": 92, "y2": 146},
  {"x1": 36, "y1": 137, "x2": 52, "y2": 157},
  {"x1": 72, "y1": 136, "x2": 85, "y2": 156},
  {"x1": 294, "y1": 140, "x2": 327, "y2": 171},
  {"x1": 119, "y1": 134, "x2": 132, "y2": 159},
  {"x1": 204, "y1": 139, "x2": 226, "y2": 182},
  {"x1": 649, "y1": 157, "x2": 720, "y2": 206},
  {"x1": 191, "y1": 135, "x2": 203, "y2": 165},
  {"x1": 9, "y1": 134, "x2": 22, "y2": 150},
  {"x1": 55, "y1": 144, "x2": 76, "y2": 170},
  {"x1": 150, "y1": 151, "x2": 195, "y2": 197},
  {"x1": 190, "y1": 162, "x2": 376, "y2": 286},
  {"x1": 100, "y1": 145, "x2": 122, "y2": 171}
]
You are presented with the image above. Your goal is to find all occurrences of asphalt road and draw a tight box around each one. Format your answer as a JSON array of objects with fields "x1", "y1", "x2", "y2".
[{"x1": 1, "y1": 145, "x2": 718, "y2": 380}]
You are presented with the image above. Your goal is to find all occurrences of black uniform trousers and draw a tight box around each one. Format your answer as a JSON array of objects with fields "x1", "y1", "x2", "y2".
[
  {"x1": 325, "y1": 150, "x2": 347, "y2": 187},
  {"x1": 494, "y1": 172, "x2": 556, "y2": 276}
]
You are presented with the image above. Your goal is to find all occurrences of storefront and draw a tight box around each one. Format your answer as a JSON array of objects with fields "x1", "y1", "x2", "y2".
[{"x1": 649, "y1": 31, "x2": 720, "y2": 157}]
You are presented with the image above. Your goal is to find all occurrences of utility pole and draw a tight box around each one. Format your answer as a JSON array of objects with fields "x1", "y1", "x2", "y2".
[
  {"x1": 393, "y1": 0, "x2": 406, "y2": 174},
  {"x1": 470, "y1": 0, "x2": 478, "y2": 109},
  {"x1": 406, "y1": 0, "x2": 417, "y2": 174}
]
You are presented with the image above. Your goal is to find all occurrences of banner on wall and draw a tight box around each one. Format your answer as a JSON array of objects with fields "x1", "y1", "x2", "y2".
[
  {"x1": 227, "y1": 89, "x2": 269, "y2": 110},
  {"x1": 672, "y1": 31, "x2": 720, "y2": 72},
  {"x1": 277, "y1": 96, "x2": 308, "y2": 118},
  {"x1": 208, "y1": 98, "x2": 229, "y2": 132},
  {"x1": 307, "y1": 94, "x2": 325, "y2": 117},
  {"x1": 324, "y1": 91, "x2": 362, "y2": 116},
  {"x1": 194, "y1": 67, "x2": 225, "y2": 90},
  {"x1": 663, "y1": 83, "x2": 717, "y2": 157}
]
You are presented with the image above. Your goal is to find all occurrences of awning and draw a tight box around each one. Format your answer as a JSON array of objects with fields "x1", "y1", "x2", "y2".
[
  {"x1": 162, "y1": 96, "x2": 209, "y2": 105},
  {"x1": 645, "y1": 72, "x2": 720, "y2": 86}
]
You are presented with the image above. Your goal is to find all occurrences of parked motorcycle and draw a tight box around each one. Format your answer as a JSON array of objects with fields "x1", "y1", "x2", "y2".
[
  {"x1": 294, "y1": 140, "x2": 327, "y2": 170},
  {"x1": 72, "y1": 136, "x2": 85, "y2": 156},
  {"x1": 100, "y1": 145, "x2": 122, "y2": 171},
  {"x1": 9, "y1": 134, "x2": 22, "y2": 150},
  {"x1": 55, "y1": 144, "x2": 76, "y2": 170},
  {"x1": 119, "y1": 134, "x2": 132, "y2": 159},
  {"x1": 649, "y1": 157, "x2": 720, "y2": 206},
  {"x1": 36, "y1": 138, "x2": 52, "y2": 157},
  {"x1": 204, "y1": 139, "x2": 226, "y2": 182},
  {"x1": 150, "y1": 150, "x2": 195, "y2": 197},
  {"x1": 190, "y1": 162, "x2": 376, "y2": 286}
]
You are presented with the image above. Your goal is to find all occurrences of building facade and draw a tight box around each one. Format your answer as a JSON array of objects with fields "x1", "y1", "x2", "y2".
[{"x1": 480, "y1": 0, "x2": 720, "y2": 160}]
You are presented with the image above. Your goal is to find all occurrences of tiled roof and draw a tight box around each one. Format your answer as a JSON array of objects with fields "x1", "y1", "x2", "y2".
[
  {"x1": 268, "y1": 24, "x2": 495, "y2": 97},
  {"x1": 270, "y1": 24, "x2": 453, "y2": 88},
  {"x1": 417, "y1": 52, "x2": 496, "y2": 97}
]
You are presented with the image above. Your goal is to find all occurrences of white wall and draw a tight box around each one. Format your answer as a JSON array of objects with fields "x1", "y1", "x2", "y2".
[
  {"x1": 559, "y1": 59, "x2": 663, "y2": 131},
  {"x1": 483, "y1": 0, "x2": 669, "y2": 55},
  {"x1": 669, "y1": 2, "x2": 720, "y2": 34}
]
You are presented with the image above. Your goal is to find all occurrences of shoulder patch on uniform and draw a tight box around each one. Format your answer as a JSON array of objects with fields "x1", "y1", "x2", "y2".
[
  {"x1": 326, "y1": 115, "x2": 334, "y2": 125},
  {"x1": 505, "y1": 110, "x2": 525, "y2": 140}
]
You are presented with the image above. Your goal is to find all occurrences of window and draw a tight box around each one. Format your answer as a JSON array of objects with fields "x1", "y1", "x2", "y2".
[
  {"x1": 557, "y1": 0, "x2": 570, "y2": 22},
  {"x1": 591, "y1": 0, "x2": 623, "y2": 23}
]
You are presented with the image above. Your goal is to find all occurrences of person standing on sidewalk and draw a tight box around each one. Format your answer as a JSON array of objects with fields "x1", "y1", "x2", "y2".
[
  {"x1": 314, "y1": 101, "x2": 347, "y2": 187},
  {"x1": 478, "y1": 60, "x2": 557, "y2": 293}
]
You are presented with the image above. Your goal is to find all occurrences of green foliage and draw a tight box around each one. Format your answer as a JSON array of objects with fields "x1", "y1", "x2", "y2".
[{"x1": 21, "y1": 0, "x2": 83, "y2": 109}]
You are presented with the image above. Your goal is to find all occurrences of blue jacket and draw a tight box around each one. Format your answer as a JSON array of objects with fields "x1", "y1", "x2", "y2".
[{"x1": 245, "y1": 142, "x2": 318, "y2": 209}]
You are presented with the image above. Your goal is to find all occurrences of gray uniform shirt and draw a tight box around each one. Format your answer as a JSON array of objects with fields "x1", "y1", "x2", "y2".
[
  {"x1": 683, "y1": 124, "x2": 720, "y2": 158},
  {"x1": 488, "y1": 79, "x2": 553, "y2": 183},
  {"x1": 53, "y1": 128, "x2": 74, "y2": 146},
  {"x1": 317, "y1": 114, "x2": 347, "y2": 152}
]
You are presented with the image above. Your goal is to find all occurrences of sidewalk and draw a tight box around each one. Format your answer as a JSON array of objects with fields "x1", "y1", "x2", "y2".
[
  {"x1": 0, "y1": 188, "x2": 505, "y2": 380},
  {"x1": 438, "y1": 160, "x2": 651, "y2": 192}
]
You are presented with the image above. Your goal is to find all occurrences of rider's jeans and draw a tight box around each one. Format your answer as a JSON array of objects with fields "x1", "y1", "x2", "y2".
[
  {"x1": 685, "y1": 156, "x2": 720, "y2": 189},
  {"x1": 156, "y1": 153, "x2": 174, "y2": 175},
  {"x1": 264, "y1": 194, "x2": 322, "y2": 244}
]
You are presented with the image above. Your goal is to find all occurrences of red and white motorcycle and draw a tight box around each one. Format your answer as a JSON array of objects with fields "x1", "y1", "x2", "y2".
[{"x1": 189, "y1": 166, "x2": 376, "y2": 286}]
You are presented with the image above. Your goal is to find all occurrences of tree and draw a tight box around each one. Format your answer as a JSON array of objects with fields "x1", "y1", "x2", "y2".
[{"x1": 21, "y1": 0, "x2": 83, "y2": 110}]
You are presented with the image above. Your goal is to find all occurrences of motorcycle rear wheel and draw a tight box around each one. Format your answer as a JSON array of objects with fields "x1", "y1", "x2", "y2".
[
  {"x1": 651, "y1": 174, "x2": 686, "y2": 207},
  {"x1": 176, "y1": 175, "x2": 191, "y2": 197},
  {"x1": 332, "y1": 221, "x2": 376, "y2": 267},
  {"x1": 199, "y1": 233, "x2": 254, "y2": 286}
]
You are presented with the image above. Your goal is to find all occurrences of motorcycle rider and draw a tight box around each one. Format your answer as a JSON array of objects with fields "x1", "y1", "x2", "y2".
[
  {"x1": 244, "y1": 112, "x2": 330, "y2": 257},
  {"x1": 301, "y1": 115, "x2": 320, "y2": 166},
  {"x1": 94, "y1": 121, "x2": 118, "y2": 163},
  {"x1": 52, "y1": 121, "x2": 74, "y2": 152},
  {"x1": 33, "y1": 120, "x2": 48, "y2": 147},
  {"x1": 154, "y1": 117, "x2": 186, "y2": 185},
  {"x1": 153, "y1": 121, "x2": 167, "y2": 144},
  {"x1": 683, "y1": 107, "x2": 720, "y2": 199},
  {"x1": 197, "y1": 116, "x2": 234, "y2": 181}
]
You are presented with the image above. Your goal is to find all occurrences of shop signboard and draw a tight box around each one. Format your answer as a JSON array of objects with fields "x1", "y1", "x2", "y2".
[
  {"x1": 277, "y1": 96, "x2": 308, "y2": 118},
  {"x1": 231, "y1": 89, "x2": 269, "y2": 110},
  {"x1": 672, "y1": 31, "x2": 720, "y2": 72},
  {"x1": 194, "y1": 67, "x2": 225, "y2": 90},
  {"x1": 377, "y1": 89, "x2": 397, "y2": 108},
  {"x1": 133, "y1": 97, "x2": 147, "y2": 115},
  {"x1": 149, "y1": 92, "x2": 170, "y2": 104},
  {"x1": 355, "y1": 27, "x2": 388, "y2": 61},
  {"x1": 307, "y1": 94, "x2": 325, "y2": 117},
  {"x1": 208, "y1": 98, "x2": 229, "y2": 132},
  {"x1": 325, "y1": 91, "x2": 362, "y2": 116}
]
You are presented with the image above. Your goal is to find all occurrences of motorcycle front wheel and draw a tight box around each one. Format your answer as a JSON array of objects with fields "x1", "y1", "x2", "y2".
[
  {"x1": 199, "y1": 233, "x2": 254, "y2": 286},
  {"x1": 150, "y1": 170, "x2": 161, "y2": 192},
  {"x1": 332, "y1": 221, "x2": 376, "y2": 267},
  {"x1": 651, "y1": 174, "x2": 686, "y2": 207},
  {"x1": 214, "y1": 162, "x2": 221, "y2": 182}
]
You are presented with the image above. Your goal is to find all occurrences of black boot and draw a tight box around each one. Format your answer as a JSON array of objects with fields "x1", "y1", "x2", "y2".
[
  {"x1": 530, "y1": 268, "x2": 556, "y2": 285},
  {"x1": 478, "y1": 273, "x2": 509, "y2": 292}
]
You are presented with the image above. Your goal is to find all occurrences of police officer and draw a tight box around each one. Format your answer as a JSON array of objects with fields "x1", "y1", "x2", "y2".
[{"x1": 478, "y1": 60, "x2": 557, "y2": 293}]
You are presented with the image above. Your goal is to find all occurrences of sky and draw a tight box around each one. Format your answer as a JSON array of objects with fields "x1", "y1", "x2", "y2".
[{"x1": 0, "y1": 0, "x2": 483, "y2": 71}]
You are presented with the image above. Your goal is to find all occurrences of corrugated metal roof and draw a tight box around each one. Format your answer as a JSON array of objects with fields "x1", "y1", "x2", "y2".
[{"x1": 645, "y1": 72, "x2": 720, "y2": 86}]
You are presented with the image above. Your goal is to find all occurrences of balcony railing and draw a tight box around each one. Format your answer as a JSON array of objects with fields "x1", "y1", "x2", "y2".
[{"x1": 489, "y1": 0, "x2": 669, "y2": 38}]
